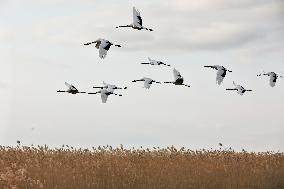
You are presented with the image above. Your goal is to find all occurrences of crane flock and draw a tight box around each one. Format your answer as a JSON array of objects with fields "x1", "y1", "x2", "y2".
[{"x1": 57, "y1": 6, "x2": 282, "y2": 103}]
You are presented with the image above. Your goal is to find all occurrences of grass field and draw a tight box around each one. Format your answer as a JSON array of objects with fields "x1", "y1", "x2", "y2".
[{"x1": 0, "y1": 145, "x2": 283, "y2": 189}]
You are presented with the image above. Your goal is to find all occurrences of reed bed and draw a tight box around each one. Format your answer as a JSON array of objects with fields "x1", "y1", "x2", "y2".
[{"x1": 0, "y1": 144, "x2": 283, "y2": 189}]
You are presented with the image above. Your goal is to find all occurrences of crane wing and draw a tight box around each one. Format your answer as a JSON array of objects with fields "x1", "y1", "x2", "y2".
[
  {"x1": 101, "y1": 40, "x2": 112, "y2": 51},
  {"x1": 99, "y1": 45, "x2": 108, "y2": 59},
  {"x1": 173, "y1": 68, "x2": 182, "y2": 80},
  {"x1": 217, "y1": 68, "x2": 226, "y2": 77},
  {"x1": 237, "y1": 86, "x2": 245, "y2": 95},
  {"x1": 216, "y1": 69, "x2": 226, "y2": 85},
  {"x1": 106, "y1": 85, "x2": 116, "y2": 93},
  {"x1": 99, "y1": 39, "x2": 110, "y2": 49},
  {"x1": 101, "y1": 91, "x2": 109, "y2": 103},
  {"x1": 65, "y1": 82, "x2": 72, "y2": 88},
  {"x1": 65, "y1": 82, "x2": 77, "y2": 90},
  {"x1": 216, "y1": 74, "x2": 224, "y2": 85},
  {"x1": 269, "y1": 74, "x2": 277, "y2": 87},
  {"x1": 133, "y1": 7, "x2": 142, "y2": 27},
  {"x1": 144, "y1": 79, "x2": 152, "y2": 89}
]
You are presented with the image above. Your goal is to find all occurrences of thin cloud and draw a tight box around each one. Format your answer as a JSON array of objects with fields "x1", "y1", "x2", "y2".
[{"x1": 10, "y1": 0, "x2": 283, "y2": 54}]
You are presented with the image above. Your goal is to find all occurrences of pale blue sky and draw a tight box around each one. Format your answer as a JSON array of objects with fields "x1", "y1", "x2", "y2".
[{"x1": 1, "y1": 0, "x2": 284, "y2": 151}]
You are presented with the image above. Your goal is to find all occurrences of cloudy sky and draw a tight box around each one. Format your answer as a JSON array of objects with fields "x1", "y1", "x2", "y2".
[{"x1": 1, "y1": 0, "x2": 284, "y2": 151}]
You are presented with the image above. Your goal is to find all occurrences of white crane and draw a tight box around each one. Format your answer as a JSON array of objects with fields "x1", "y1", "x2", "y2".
[
  {"x1": 141, "y1": 57, "x2": 171, "y2": 67},
  {"x1": 226, "y1": 82, "x2": 252, "y2": 95},
  {"x1": 88, "y1": 89, "x2": 122, "y2": 103},
  {"x1": 132, "y1": 77, "x2": 161, "y2": 89},
  {"x1": 204, "y1": 65, "x2": 232, "y2": 85},
  {"x1": 257, "y1": 71, "x2": 283, "y2": 87},
  {"x1": 92, "y1": 81, "x2": 127, "y2": 92},
  {"x1": 116, "y1": 7, "x2": 153, "y2": 31},
  {"x1": 84, "y1": 38, "x2": 121, "y2": 59},
  {"x1": 57, "y1": 82, "x2": 86, "y2": 94},
  {"x1": 164, "y1": 68, "x2": 190, "y2": 88}
]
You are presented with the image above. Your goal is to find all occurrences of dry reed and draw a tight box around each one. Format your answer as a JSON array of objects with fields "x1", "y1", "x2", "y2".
[{"x1": 0, "y1": 144, "x2": 283, "y2": 189}]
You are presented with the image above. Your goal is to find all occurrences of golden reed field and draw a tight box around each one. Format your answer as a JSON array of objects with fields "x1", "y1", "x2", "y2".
[{"x1": 0, "y1": 144, "x2": 284, "y2": 189}]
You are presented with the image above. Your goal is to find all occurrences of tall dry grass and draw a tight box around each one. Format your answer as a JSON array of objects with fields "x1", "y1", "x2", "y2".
[{"x1": 0, "y1": 144, "x2": 283, "y2": 189}]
